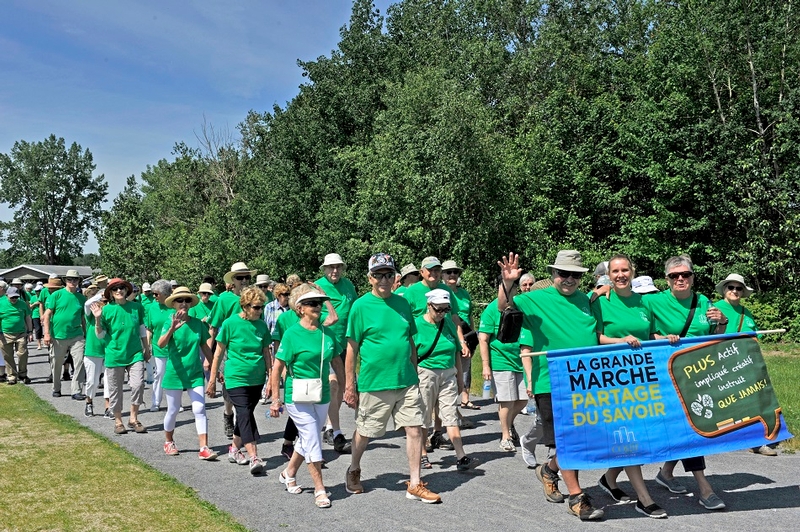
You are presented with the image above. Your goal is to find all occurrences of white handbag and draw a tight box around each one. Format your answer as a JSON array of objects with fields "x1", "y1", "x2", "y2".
[{"x1": 290, "y1": 327, "x2": 325, "y2": 403}]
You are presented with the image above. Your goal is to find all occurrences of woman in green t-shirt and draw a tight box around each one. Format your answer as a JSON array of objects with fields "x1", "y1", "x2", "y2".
[
  {"x1": 30, "y1": 286, "x2": 43, "y2": 350},
  {"x1": 269, "y1": 285, "x2": 344, "y2": 509},
  {"x1": 645, "y1": 255, "x2": 728, "y2": 511},
  {"x1": 414, "y1": 288, "x2": 477, "y2": 472},
  {"x1": 207, "y1": 287, "x2": 271, "y2": 476},
  {"x1": 158, "y1": 287, "x2": 217, "y2": 461},
  {"x1": 442, "y1": 260, "x2": 479, "y2": 412},
  {"x1": 591, "y1": 255, "x2": 666, "y2": 518}
]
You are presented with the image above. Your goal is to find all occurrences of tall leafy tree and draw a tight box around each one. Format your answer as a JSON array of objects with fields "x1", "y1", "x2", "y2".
[{"x1": 0, "y1": 134, "x2": 108, "y2": 264}]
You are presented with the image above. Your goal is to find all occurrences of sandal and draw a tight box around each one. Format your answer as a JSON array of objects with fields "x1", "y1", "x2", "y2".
[
  {"x1": 314, "y1": 490, "x2": 331, "y2": 508},
  {"x1": 114, "y1": 423, "x2": 127, "y2": 435},
  {"x1": 127, "y1": 420, "x2": 148, "y2": 434},
  {"x1": 279, "y1": 469, "x2": 303, "y2": 494},
  {"x1": 460, "y1": 400, "x2": 481, "y2": 410},
  {"x1": 420, "y1": 455, "x2": 432, "y2": 469}
]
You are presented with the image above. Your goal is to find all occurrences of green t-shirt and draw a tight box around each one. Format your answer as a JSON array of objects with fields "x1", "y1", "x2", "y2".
[
  {"x1": 0, "y1": 296, "x2": 30, "y2": 334},
  {"x1": 450, "y1": 286, "x2": 472, "y2": 325},
  {"x1": 716, "y1": 300, "x2": 758, "y2": 333},
  {"x1": 84, "y1": 312, "x2": 107, "y2": 358},
  {"x1": 394, "y1": 285, "x2": 409, "y2": 297},
  {"x1": 403, "y1": 281, "x2": 459, "y2": 319},
  {"x1": 141, "y1": 293, "x2": 156, "y2": 311},
  {"x1": 513, "y1": 286, "x2": 599, "y2": 394},
  {"x1": 45, "y1": 289, "x2": 87, "y2": 339},
  {"x1": 414, "y1": 315, "x2": 460, "y2": 370},
  {"x1": 347, "y1": 292, "x2": 418, "y2": 392},
  {"x1": 101, "y1": 301, "x2": 146, "y2": 368},
  {"x1": 146, "y1": 302, "x2": 172, "y2": 359},
  {"x1": 276, "y1": 323, "x2": 337, "y2": 405},
  {"x1": 216, "y1": 314, "x2": 270, "y2": 388},
  {"x1": 159, "y1": 316, "x2": 210, "y2": 390},
  {"x1": 643, "y1": 290, "x2": 715, "y2": 338},
  {"x1": 478, "y1": 300, "x2": 524, "y2": 373},
  {"x1": 29, "y1": 293, "x2": 41, "y2": 319},
  {"x1": 272, "y1": 310, "x2": 300, "y2": 342},
  {"x1": 39, "y1": 287, "x2": 51, "y2": 308},
  {"x1": 189, "y1": 299, "x2": 214, "y2": 323},
  {"x1": 592, "y1": 291, "x2": 655, "y2": 341},
  {"x1": 209, "y1": 293, "x2": 219, "y2": 304},
  {"x1": 316, "y1": 275, "x2": 357, "y2": 347},
  {"x1": 208, "y1": 291, "x2": 242, "y2": 329}
]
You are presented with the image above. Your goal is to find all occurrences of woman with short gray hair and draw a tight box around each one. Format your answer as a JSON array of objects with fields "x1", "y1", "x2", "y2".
[{"x1": 146, "y1": 280, "x2": 173, "y2": 412}]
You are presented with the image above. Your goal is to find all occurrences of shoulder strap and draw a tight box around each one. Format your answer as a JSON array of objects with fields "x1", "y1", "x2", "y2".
[
  {"x1": 679, "y1": 294, "x2": 698, "y2": 338},
  {"x1": 737, "y1": 307, "x2": 745, "y2": 332},
  {"x1": 417, "y1": 319, "x2": 446, "y2": 365}
]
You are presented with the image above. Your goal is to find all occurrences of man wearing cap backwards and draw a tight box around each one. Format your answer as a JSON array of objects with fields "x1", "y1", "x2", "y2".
[
  {"x1": 207, "y1": 262, "x2": 257, "y2": 439},
  {"x1": 43, "y1": 270, "x2": 88, "y2": 399},
  {"x1": 315, "y1": 253, "x2": 356, "y2": 454},
  {"x1": 0, "y1": 286, "x2": 33, "y2": 384},
  {"x1": 343, "y1": 253, "x2": 441, "y2": 503},
  {"x1": 497, "y1": 250, "x2": 605, "y2": 521},
  {"x1": 394, "y1": 264, "x2": 420, "y2": 297}
]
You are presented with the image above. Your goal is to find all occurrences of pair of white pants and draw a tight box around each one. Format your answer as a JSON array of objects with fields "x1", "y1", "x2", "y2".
[
  {"x1": 151, "y1": 356, "x2": 166, "y2": 407},
  {"x1": 84, "y1": 356, "x2": 109, "y2": 401},
  {"x1": 286, "y1": 402, "x2": 330, "y2": 463},
  {"x1": 163, "y1": 386, "x2": 207, "y2": 435}
]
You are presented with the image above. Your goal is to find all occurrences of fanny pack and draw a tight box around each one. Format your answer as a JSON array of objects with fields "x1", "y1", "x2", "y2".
[{"x1": 290, "y1": 327, "x2": 325, "y2": 403}]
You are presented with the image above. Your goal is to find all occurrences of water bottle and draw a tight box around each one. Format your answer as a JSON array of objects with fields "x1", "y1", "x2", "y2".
[
  {"x1": 707, "y1": 300, "x2": 718, "y2": 327},
  {"x1": 526, "y1": 397, "x2": 537, "y2": 415},
  {"x1": 482, "y1": 379, "x2": 492, "y2": 399}
]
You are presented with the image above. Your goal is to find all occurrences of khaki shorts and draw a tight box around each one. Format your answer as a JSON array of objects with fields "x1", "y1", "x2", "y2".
[
  {"x1": 417, "y1": 366, "x2": 459, "y2": 428},
  {"x1": 355, "y1": 385, "x2": 424, "y2": 438}
]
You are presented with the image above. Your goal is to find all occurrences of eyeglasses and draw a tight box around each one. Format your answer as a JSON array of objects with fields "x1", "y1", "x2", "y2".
[
  {"x1": 9, "y1": 297, "x2": 19, "y2": 301},
  {"x1": 667, "y1": 271, "x2": 694, "y2": 280},
  {"x1": 326, "y1": 265, "x2": 343, "y2": 270},
  {"x1": 278, "y1": 292, "x2": 290, "y2": 297},
  {"x1": 234, "y1": 275, "x2": 251, "y2": 281},
  {"x1": 301, "y1": 300, "x2": 322, "y2": 308},
  {"x1": 249, "y1": 304, "x2": 264, "y2": 311},
  {"x1": 443, "y1": 270, "x2": 461, "y2": 275},
  {"x1": 726, "y1": 285, "x2": 745, "y2": 292},
  {"x1": 174, "y1": 298, "x2": 191, "y2": 304},
  {"x1": 555, "y1": 269, "x2": 583, "y2": 280},
  {"x1": 371, "y1": 271, "x2": 395, "y2": 281},
  {"x1": 111, "y1": 286, "x2": 127, "y2": 292},
  {"x1": 431, "y1": 305, "x2": 451, "y2": 313}
]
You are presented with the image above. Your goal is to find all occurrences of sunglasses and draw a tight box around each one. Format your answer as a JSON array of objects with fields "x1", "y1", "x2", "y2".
[
  {"x1": 371, "y1": 271, "x2": 395, "y2": 281},
  {"x1": 443, "y1": 269, "x2": 461, "y2": 275},
  {"x1": 431, "y1": 305, "x2": 451, "y2": 313},
  {"x1": 111, "y1": 286, "x2": 127, "y2": 292},
  {"x1": 276, "y1": 292, "x2": 289, "y2": 297},
  {"x1": 234, "y1": 275, "x2": 252, "y2": 281},
  {"x1": 174, "y1": 298, "x2": 192, "y2": 304},
  {"x1": 249, "y1": 304, "x2": 264, "y2": 311},
  {"x1": 65, "y1": 277, "x2": 80, "y2": 282},
  {"x1": 667, "y1": 271, "x2": 694, "y2": 280},
  {"x1": 301, "y1": 300, "x2": 322, "y2": 308},
  {"x1": 555, "y1": 269, "x2": 583, "y2": 280},
  {"x1": 726, "y1": 285, "x2": 745, "y2": 292}
]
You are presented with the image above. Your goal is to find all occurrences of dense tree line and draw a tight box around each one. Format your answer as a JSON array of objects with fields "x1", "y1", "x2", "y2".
[{"x1": 96, "y1": 0, "x2": 800, "y2": 337}]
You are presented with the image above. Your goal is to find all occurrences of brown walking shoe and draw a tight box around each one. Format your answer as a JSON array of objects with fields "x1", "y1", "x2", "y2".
[
  {"x1": 406, "y1": 481, "x2": 441, "y2": 503},
  {"x1": 567, "y1": 492, "x2": 604, "y2": 520},
  {"x1": 535, "y1": 464, "x2": 565, "y2": 503},
  {"x1": 345, "y1": 466, "x2": 364, "y2": 494}
]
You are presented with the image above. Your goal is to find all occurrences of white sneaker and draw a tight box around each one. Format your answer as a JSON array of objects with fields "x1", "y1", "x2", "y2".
[
  {"x1": 149, "y1": 404, "x2": 159, "y2": 412},
  {"x1": 521, "y1": 446, "x2": 538, "y2": 468}
]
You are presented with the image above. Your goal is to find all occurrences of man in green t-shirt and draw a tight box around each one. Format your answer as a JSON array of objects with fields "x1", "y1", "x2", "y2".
[
  {"x1": 0, "y1": 286, "x2": 33, "y2": 384},
  {"x1": 43, "y1": 270, "x2": 88, "y2": 399},
  {"x1": 315, "y1": 252, "x2": 357, "y2": 454},
  {"x1": 393, "y1": 263, "x2": 420, "y2": 297},
  {"x1": 343, "y1": 253, "x2": 441, "y2": 504},
  {"x1": 497, "y1": 250, "x2": 604, "y2": 521}
]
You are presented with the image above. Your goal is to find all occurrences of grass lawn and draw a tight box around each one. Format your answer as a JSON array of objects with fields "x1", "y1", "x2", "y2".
[
  {"x1": 470, "y1": 342, "x2": 799, "y2": 451},
  {"x1": 0, "y1": 384, "x2": 249, "y2": 532}
]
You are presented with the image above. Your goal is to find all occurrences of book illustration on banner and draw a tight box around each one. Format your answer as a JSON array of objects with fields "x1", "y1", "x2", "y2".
[{"x1": 668, "y1": 336, "x2": 783, "y2": 439}]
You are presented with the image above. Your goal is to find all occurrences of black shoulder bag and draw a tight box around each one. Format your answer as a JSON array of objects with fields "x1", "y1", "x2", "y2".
[
  {"x1": 679, "y1": 294, "x2": 698, "y2": 337},
  {"x1": 417, "y1": 319, "x2": 445, "y2": 365},
  {"x1": 497, "y1": 283, "x2": 523, "y2": 343}
]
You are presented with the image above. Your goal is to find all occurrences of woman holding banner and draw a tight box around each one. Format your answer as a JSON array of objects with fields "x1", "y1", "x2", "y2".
[
  {"x1": 591, "y1": 254, "x2": 666, "y2": 518},
  {"x1": 644, "y1": 255, "x2": 727, "y2": 511}
]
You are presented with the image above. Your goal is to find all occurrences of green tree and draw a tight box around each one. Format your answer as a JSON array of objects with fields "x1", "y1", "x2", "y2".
[{"x1": 0, "y1": 135, "x2": 108, "y2": 264}]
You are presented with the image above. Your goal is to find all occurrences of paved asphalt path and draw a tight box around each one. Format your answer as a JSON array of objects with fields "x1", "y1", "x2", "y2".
[{"x1": 22, "y1": 345, "x2": 800, "y2": 531}]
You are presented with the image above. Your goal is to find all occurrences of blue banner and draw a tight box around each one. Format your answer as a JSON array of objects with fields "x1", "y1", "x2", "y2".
[{"x1": 546, "y1": 333, "x2": 793, "y2": 470}]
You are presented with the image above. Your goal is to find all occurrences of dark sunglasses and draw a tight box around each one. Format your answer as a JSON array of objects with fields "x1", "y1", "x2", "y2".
[
  {"x1": 301, "y1": 300, "x2": 322, "y2": 308},
  {"x1": 431, "y1": 305, "x2": 451, "y2": 313},
  {"x1": 443, "y1": 269, "x2": 461, "y2": 275},
  {"x1": 726, "y1": 285, "x2": 744, "y2": 292},
  {"x1": 111, "y1": 286, "x2": 127, "y2": 292},
  {"x1": 278, "y1": 292, "x2": 290, "y2": 297},
  {"x1": 371, "y1": 271, "x2": 395, "y2": 281},
  {"x1": 555, "y1": 269, "x2": 583, "y2": 280},
  {"x1": 65, "y1": 277, "x2": 80, "y2": 282},
  {"x1": 234, "y1": 275, "x2": 252, "y2": 281},
  {"x1": 249, "y1": 304, "x2": 264, "y2": 311},
  {"x1": 667, "y1": 271, "x2": 694, "y2": 280},
  {"x1": 174, "y1": 298, "x2": 192, "y2": 304}
]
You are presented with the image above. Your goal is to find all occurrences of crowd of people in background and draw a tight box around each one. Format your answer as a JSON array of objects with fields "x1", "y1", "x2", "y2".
[{"x1": 0, "y1": 248, "x2": 777, "y2": 518}]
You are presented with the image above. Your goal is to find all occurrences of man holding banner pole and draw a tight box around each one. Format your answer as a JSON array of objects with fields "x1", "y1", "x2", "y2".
[{"x1": 497, "y1": 250, "x2": 605, "y2": 521}]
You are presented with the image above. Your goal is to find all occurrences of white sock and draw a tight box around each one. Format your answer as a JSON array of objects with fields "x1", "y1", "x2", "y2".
[{"x1": 333, "y1": 430, "x2": 342, "y2": 438}]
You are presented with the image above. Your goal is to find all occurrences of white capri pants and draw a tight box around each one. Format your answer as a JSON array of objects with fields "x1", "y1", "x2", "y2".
[
  {"x1": 84, "y1": 355, "x2": 109, "y2": 400},
  {"x1": 286, "y1": 401, "x2": 330, "y2": 463},
  {"x1": 163, "y1": 386, "x2": 208, "y2": 435}
]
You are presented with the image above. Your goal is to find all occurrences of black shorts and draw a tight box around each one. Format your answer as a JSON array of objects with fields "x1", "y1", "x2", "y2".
[{"x1": 534, "y1": 393, "x2": 555, "y2": 447}]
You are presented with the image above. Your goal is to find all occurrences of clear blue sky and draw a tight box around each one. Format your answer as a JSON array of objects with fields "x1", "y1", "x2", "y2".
[{"x1": 0, "y1": 0, "x2": 392, "y2": 253}]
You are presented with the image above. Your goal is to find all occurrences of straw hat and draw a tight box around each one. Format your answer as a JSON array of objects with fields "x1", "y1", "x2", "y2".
[
  {"x1": 198, "y1": 283, "x2": 215, "y2": 294},
  {"x1": 45, "y1": 278, "x2": 64, "y2": 289},
  {"x1": 223, "y1": 262, "x2": 257, "y2": 284},
  {"x1": 295, "y1": 290, "x2": 331, "y2": 306},
  {"x1": 165, "y1": 286, "x2": 199, "y2": 309}
]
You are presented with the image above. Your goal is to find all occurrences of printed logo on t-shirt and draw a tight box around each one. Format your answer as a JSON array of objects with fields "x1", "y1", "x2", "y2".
[
  {"x1": 581, "y1": 306, "x2": 590, "y2": 316},
  {"x1": 640, "y1": 311, "x2": 649, "y2": 322}
]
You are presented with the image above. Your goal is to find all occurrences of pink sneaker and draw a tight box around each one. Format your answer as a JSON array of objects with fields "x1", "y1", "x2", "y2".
[
  {"x1": 198, "y1": 446, "x2": 219, "y2": 461},
  {"x1": 164, "y1": 441, "x2": 179, "y2": 456}
]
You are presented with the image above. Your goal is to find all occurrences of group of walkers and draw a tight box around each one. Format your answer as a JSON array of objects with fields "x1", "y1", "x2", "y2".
[{"x1": 0, "y1": 248, "x2": 772, "y2": 517}]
